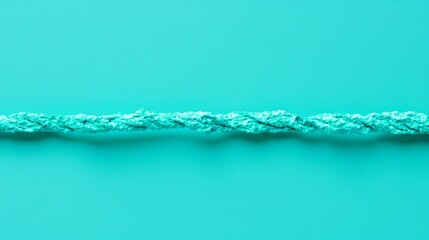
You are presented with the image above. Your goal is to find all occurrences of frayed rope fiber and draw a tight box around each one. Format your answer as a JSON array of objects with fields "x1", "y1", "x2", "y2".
[{"x1": 0, "y1": 110, "x2": 428, "y2": 135}]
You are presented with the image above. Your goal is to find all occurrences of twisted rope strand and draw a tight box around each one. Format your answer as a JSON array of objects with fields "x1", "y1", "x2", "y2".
[{"x1": 0, "y1": 110, "x2": 428, "y2": 134}]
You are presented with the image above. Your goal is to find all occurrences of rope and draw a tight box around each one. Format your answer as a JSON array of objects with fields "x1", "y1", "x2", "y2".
[{"x1": 0, "y1": 109, "x2": 428, "y2": 134}]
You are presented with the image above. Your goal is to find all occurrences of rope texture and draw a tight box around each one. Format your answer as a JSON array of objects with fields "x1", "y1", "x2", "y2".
[{"x1": 0, "y1": 110, "x2": 428, "y2": 134}]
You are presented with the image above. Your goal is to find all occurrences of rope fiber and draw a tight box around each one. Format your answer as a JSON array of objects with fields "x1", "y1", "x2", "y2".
[{"x1": 0, "y1": 110, "x2": 428, "y2": 134}]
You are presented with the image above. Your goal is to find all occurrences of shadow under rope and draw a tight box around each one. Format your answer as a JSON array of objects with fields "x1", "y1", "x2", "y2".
[{"x1": 0, "y1": 131, "x2": 429, "y2": 147}]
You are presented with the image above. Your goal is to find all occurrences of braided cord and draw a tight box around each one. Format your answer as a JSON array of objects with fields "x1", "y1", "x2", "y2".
[{"x1": 0, "y1": 110, "x2": 428, "y2": 134}]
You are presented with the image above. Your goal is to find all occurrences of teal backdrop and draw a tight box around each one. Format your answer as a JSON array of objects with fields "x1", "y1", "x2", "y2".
[{"x1": 1, "y1": 1, "x2": 429, "y2": 239}]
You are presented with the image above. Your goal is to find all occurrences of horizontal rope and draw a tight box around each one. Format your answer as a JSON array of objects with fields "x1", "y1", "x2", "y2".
[{"x1": 0, "y1": 110, "x2": 428, "y2": 134}]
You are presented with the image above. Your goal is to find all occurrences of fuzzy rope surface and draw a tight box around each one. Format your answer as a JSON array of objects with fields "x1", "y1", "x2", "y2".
[{"x1": 0, "y1": 110, "x2": 428, "y2": 134}]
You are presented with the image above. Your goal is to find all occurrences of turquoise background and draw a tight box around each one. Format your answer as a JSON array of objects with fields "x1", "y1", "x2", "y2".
[{"x1": 1, "y1": 1, "x2": 429, "y2": 239}]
